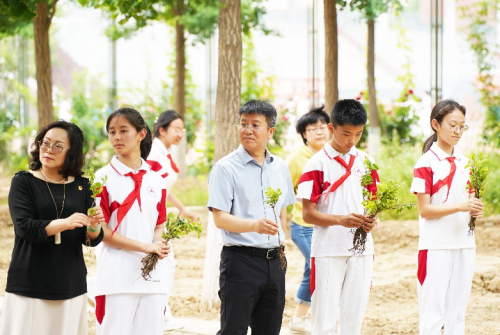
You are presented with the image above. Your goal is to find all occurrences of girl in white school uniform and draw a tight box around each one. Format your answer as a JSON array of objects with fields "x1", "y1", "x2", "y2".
[
  {"x1": 93, "y1": 107, "x2": 170, "y2": 335},
  {"x1": 410, "y1": 100, "x2": 483, "y2": 335},
  {"x1": 146, "y1": 110, "x2": 197, "y2": 330}
]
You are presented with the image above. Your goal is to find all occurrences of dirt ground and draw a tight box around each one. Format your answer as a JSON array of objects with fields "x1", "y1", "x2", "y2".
[{"x1": 0, "y1": 195, "x2": 499, "y2": 334}]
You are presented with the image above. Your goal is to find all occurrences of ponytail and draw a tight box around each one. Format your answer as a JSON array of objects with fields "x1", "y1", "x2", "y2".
[
  {"x1": 141, "y1": 123, "x2": 153, "y2": 159},
  {"x1": 422, "y1": 132, "x2": 437, "y2": 153},
  {"x1": 422, "y1": 99, "x2": 466, "y2": 154}
]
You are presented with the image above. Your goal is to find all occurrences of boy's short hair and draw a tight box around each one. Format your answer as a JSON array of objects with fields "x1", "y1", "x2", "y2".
[
  {"x1": 239, "y1": 100, "x2": 277, "y2": 128},
  {"x1": 330, "y1": 99, "x2": 367, "y2": 127},
  {"x1": 296, "y1": 105, "x2": 330, "y2": 144}
]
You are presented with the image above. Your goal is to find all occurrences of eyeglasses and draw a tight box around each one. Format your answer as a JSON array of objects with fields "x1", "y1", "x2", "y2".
[
  {"x1": 237, "y1": 123, "x2": 266, "y2": 132},
  {"x1": 172, "y1": 127, "x2": 186, "y2": 134},
  {"x1": 305, "y1": 125, "x2": 328, "y2": 133},
  {"x1": 440, "y1": 122, "x2": 469, "y2": 132},
  {"x1": 38, "y1": 140, "x2": 66, "y2": 154}
]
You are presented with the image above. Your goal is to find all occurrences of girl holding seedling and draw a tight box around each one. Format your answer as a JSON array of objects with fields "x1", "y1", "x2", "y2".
[
  {"x1": 146, "y1": 110, "x2": 196, "y2": 331},
  {"x1": 410, "y1": 100, "x2": 483, "y2": 334},
  {"x1": 1, "y1": 121, "x2": 104, "y2": 335},
  {"x1": 93, "y1": 108, "x2": 170, "y2": 335}
]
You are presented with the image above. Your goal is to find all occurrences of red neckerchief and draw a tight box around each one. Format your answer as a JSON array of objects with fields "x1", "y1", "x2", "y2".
[
  {"x1": 167, "y1": 154, "x2": 179, "y2": 173},
  {"x1": 314, "y1": 155, "x2": 356, "y2": 201},
  {"x1": 114, "y1": 170, "x2": 147, "y2": 236},
  {"x1": 440, "y1": 156, "x2": 456, "y2": 203}
]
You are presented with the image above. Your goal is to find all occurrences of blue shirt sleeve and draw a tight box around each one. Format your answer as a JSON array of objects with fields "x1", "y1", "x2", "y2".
[
  {"x1": 207, "y1": 164, "x2": 234, "y2": 213},
  {"x1": 282, "y1": 163, "x2": 296, "y2": 209}
]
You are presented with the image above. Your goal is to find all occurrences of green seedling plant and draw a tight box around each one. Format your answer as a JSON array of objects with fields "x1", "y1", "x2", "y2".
[
  {"x1": 350, "y1": 157, "x2": 415, "y2": 256},
  {"x1": 85, "y1": 165, "x2": 107, "y2": 217},
  {"x1": 141, "y1": 211, "x2": 203, "y2": 280},
  {"x1": 265, "y1": 187, "x2": 287, "y2": 271},
  {"x1": 465, "y1": 153, "x2": 489, "y2": 235}
]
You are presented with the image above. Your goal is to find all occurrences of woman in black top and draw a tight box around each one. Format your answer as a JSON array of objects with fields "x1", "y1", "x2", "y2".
[{"x1": 0, "y1": 121, "x2": 104, "y2": 335}]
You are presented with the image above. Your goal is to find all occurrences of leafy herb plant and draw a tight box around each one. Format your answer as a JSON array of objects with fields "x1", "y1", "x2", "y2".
[
  {"x1": 141, "y1": 211, "x2": 203, "y2": 280},
  {"x1": 85, "y1": 165, "x2": 107, "y2": 216},
  {"x1": 350, "y1": 157, "x2": 415, "y2": 255},
  {"x1": 264, "y1": 187, "x2": 286, "y2": 271},
  {"x1": 465, "y1": 153, "x2": 489, "y2": 235}
]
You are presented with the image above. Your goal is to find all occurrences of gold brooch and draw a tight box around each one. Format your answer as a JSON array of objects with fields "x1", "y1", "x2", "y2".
[{"x1": 78, "y1": 186, "x2": 83, "y2": 191}]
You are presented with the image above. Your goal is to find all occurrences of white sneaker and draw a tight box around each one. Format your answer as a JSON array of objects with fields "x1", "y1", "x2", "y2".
[
  {"x1": 164, "y1": 318, "x2": 184, "y2": 331},
  {"x1": 289, "y1": 316, "x2": 311, "y2": 334}
]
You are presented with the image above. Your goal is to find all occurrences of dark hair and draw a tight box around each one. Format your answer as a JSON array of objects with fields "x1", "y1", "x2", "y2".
[
  {"x1": 296, "y1": 105, "x2": 331, "y2": 144},
  {"x1": 422, "y1": 99, "x2": 466, "y2": 153},
  {"x1": 106, "y1": 107, "x2": 153, "y2": 160},
  {"x1": 239, "y1": 100, "x2": 277, "y2": 128},
  {"x1": 29, "y1": 120, "x2": 85, "y2": 178},
  {"x1": 154, "y1": 110, "x2": 183, "y2": 138},
  {"x1": 330, "y1": 99, "x2": 367, "y2": 127}
]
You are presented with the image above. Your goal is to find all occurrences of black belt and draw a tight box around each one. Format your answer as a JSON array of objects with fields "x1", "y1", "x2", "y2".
[{"x1": 224, "y1": 245, "x2": 285, "y2": 259}]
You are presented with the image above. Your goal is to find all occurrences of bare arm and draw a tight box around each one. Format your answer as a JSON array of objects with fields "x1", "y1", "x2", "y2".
[
  {"x1": 416, "y1": 193, "x2": 483, "y2": 219},
  {"x1": 212, "y1": 208, "x2": 279, "y2": 235},
  {"x1": 101, "y1": 222, "x2": 170, "y2": 258},
  {"x1": 302, "y1": 199, "x2": 366, "y2": 229},
  {"x1": 167, "y1": 191, "x2": 197, "y2": 221}
]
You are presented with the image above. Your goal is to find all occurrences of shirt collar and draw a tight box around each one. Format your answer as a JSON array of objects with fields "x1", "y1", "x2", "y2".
[
  {"x1": 153, "y1": 137, "x2": 170, "y2": 156},
  {"x1": 237, "y1": 144, "x2": 274, "y2": 165},
  {"x1": 110, "y1": 156, "x2": 150, "y2": 176},
  {"x1": 323, "y1": 142, "x2": 358, "y2": 160},
  {"x1": 429, "y1": 142, "x2": 461, "y2": 161}
]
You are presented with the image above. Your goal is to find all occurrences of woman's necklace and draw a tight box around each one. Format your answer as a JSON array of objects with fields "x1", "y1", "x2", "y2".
[
  {"x1": 40, "y1": 168, "x2": 65, "y2": 184},
  {"x1": 45, "y1": 180, "x2": 66, "y2": 245}
]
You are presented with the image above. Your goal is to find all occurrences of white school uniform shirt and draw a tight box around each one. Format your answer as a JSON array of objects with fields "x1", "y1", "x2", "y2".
[
  {"x1": 146, "y1": 137, "x2": 179, "y2": 191},
  {"x1": 296, "y1": 143, "x2": 378, "y2": 257},
  {"x1": 410, "y1": 142, "x2": 475, "y2": 250},
  {"x1": 94, "y1": 156, "x2": 168, "y2": 296}
]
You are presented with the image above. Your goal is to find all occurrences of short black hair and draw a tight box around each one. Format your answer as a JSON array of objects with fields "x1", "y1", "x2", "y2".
[
  {"x1": 154, "y1": 110, "x2": 183, "y2": 138},
  {"x1": 296, "y1": 105, "x2": 330, "y2": 144},
  {"x1": 239, "y1": 100, "x2": 277, "y2": 128},
  {"x1": 331, "y1": 99, "x2": 367, "y2": 127},
  {"x1": 106, "y1": 107, "x2": 153, "y2": 160},
  {"x1": 30, "y1": 120, "x2": 85, "y2": 179}
]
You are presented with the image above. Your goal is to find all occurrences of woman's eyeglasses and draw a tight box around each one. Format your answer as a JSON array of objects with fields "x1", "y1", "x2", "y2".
[{"x1": 38, "y1": 140, "x2": 66, "y2": 154}]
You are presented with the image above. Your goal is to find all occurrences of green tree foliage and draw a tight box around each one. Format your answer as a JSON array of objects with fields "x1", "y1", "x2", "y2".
[
  {"x1": 459, "y1": 0, "x2": 500, "y2": 146},
  {"x1": 0, "y1": 3, "x2": 32, "y2": 38},
  {"x1": 0, "y1": 0, "x2": 37, "y2": 20},
  {"x1": 348, "y1": 0, "x2": 402, "y2": 20}
]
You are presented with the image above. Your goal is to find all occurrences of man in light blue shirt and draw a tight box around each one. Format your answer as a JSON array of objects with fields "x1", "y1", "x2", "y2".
[{"x1": 208, "y1": 100, "x2": 295, "y2": 335}]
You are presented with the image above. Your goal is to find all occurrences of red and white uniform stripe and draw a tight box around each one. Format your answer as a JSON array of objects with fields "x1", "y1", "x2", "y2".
[
  {"x1": 411, "y1": 142, "x2": 475, "y2": 335},
  {"x1": 147, "y1": 138, "x2": 179, "y2": 191}
]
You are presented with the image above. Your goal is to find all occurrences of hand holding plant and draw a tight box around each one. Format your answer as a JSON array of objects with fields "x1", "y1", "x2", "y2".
[
  {"x1": 85, "y1": 165, "x2": 107, "y2": 217},
  {"x1": 264, "y1": 187, "x2": 287, "y2": 271},
  {"x1": 465, "y1": 153, "x2": 488, "y2": 235},
  {"x1": 141, "y1": 211, "x2": 203, "y2": 280},
  {"x1": 350, "y1": 157, "x2": 415, "y2": 256}
]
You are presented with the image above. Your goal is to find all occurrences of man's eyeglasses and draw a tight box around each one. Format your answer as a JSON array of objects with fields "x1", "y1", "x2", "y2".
[
  {"x1": 305, "y1": 125, "x2": 328, "y2": 134},
  {"x1": 38, "y1": 140, "x2": 66, "y2": 154},
  {"x1": 237, "y1": 123, "x2": 266, "y2": 132},
  {"x1": 440, "y1": 122, "x2": 469, "y2": 132}
]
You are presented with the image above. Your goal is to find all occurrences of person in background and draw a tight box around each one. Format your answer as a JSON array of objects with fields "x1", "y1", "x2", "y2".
[
  {"x1": 411, "y1": 100, "x2": 483, "y2": 334},
  {"x1": 146, "y1": 109, "x2": 197, "y2": 330},
  {"x1": 285, "y1": 106, "x2": 330, "y2": 334},
  {"x1": 0, "y1": 120, "x2": 104, "y2": 335}
]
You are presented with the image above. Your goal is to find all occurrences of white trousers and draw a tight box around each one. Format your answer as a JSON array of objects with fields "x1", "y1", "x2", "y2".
[
  {"x1": 164, "y1": 242, "x2": 176, "y2": 321},
  {"x1": 96, "y1": 293, "x2": 167, "y2": 335},
  {"x1": 0, "y1": 292, "x2": 87, "y2": 335},
  {"x1": 311, "y1": 255, "x2": 373, "y2": 335},
  {"x1": 417, "y1": 248, "x2": 475, "y2": 335}
]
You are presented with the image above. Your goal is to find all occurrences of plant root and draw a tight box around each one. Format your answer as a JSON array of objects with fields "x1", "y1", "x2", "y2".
[
  {"x1": 141, "y1": 253, "x2": 159, "y2": 280},
  {"x1": 349, "y1": 226, "x2": 368, "y2": 256},
  {"x1": 278, "y1": 245, "x2": 287, "y2": 271},
  {"x1": 468, "y1": 217, "x2": 476, "y2": 236}
]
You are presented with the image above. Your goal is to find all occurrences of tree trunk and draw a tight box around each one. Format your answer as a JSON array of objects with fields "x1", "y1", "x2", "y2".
[
  {"x1": 213, "y1": 0, "x2": 242, "y2": 163},
  {"x1": 33, "y1": 1, "x2": 56, "y2": 128},
  {"x1": 324, "y1": 0, "x2": 338, "y2": 114},
  {"x1": 367, "y1": 19, "x2": 380, "y2": 156},
  {"x1": 173, "y1": 19, "x2": 187, "y2": 177},
  {"x1": 202, "y1": 0, "x2": 242, "y2": 311}
]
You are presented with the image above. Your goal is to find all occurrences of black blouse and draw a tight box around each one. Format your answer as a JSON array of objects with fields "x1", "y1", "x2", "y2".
[{"x1": 6, "y1": 171, "x2": 103, "y2": 300}]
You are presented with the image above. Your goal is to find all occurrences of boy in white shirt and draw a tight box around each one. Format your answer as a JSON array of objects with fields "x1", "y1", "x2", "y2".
[{"x1": 297, "y1": 99, "x2": 377, "y2": 334}]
